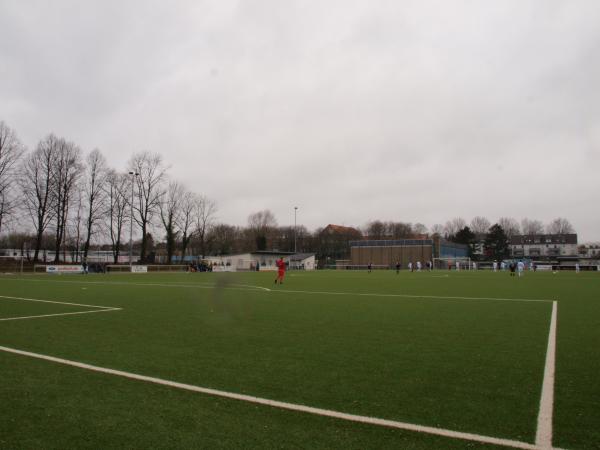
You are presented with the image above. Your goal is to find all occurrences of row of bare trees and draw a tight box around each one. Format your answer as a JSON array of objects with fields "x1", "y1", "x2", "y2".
[
  {"x1": 0, "y1": 120, "x2": 578, "y2": 263},
  {"x1": 362, "y1": 216, "x2": 574, "y2": 242},
  {"x1": 0, "y1": 121, "x2": 220, "y2": 263}
]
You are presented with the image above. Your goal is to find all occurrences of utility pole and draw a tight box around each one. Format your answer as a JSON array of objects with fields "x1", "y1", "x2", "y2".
[
  {"x1": 128, "y1": 171, "x2": 139, "y2": 267},
  {"x1": 294, "y1": 206, "x2": 298, "y2": 253}
]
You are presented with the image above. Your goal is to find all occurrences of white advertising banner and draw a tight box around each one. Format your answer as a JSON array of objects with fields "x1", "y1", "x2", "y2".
[
  {"x1": 46, "y1": 265, "x2": 84, "y2": 274},
  {"x1": 212, "y1": 266, "x2": 235, "y2": 272},
  {"x1": 131, "y1": 265, "x2": 148, "y2": 273}
]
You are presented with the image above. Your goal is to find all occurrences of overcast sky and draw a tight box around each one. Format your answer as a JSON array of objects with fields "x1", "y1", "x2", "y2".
[{"x1": 1, "y1": 1, "x2": 599, "y2": 240}]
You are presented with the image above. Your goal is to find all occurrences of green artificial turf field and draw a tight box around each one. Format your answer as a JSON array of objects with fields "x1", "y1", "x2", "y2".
[{"x1": 0, "y1": 270, "x2": 598, "y2": 449}]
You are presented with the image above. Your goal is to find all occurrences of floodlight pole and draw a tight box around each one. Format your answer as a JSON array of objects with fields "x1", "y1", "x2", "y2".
[
  {"x1": 129, "y1": 171, "x2": 139, "y2": 267},
  {"x1": 294, "y1": 206, "x2": 298, "y2": 254}
]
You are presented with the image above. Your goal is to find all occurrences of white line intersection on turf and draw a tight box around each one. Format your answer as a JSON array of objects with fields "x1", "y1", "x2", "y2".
[{"x1": 0, "y1": 295, "x2": 122, "y2": 321}]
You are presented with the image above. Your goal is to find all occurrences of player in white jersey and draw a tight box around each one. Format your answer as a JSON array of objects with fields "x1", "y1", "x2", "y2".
[
  {"x1": 416, "y1": 261, "x2": 422, "y2": 271},
  {"x1": 501, "y1": 261, "x2": 506, "y2": 271},
  {"x1": 517, "y1": 261, "x2": 525, "y2": 277},
  {"x1": 492, "y1": 261, "x2": 498, "y2": 272},
  {"x1": 575, "y1": 263, "x2": 580, "y2": 273},
  {"x1": 456, "y1": 261, "x2": 460, "y2": 271}
]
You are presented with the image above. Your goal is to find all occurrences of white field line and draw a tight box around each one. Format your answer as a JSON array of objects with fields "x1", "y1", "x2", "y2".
[
  {"x1": 0, "y1": 345, "x2": 559, "y2": 450},
  {"x1": 0, "y1": 295, "x2": 122, "y2": 321},
  {"x1": 0, "y1": 278, "x2": 270, "y2": 293},
  {"x1": 536, "y1": 301, "x2": 558, "y2": 449},
  {"x1": 270, "y1": 288, "x2": 554, "y2": 303},
  {"x1": 0, "y1": 308, "x2": 122, "y2": 321},
  {"x1": 0, "y1": 295, "x2": 119, "y2": 309},
  {"x1": 0, "y1": 278, "x2": 552, "y2": 303}
]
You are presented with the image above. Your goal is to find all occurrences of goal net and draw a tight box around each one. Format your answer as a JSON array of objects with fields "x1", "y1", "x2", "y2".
[
  {"x1": 432, "y1": 257, "x2": 472, "y2": 270},
  {"x1": 0, "y1": 255, "x2": 25, "y2": 274}
]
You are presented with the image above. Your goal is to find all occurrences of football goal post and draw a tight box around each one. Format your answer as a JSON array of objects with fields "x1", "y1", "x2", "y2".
[
  {"x1": 0, "y1": 255, "x2": 25, "y2": 274},
  {"x1": 432, "y1": 257, "x2": 472, "y2": 270}
]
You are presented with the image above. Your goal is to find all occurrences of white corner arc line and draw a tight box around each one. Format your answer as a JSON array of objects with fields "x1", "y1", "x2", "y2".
[
  {"x1": 0, "y1": 345, "x2": 551, "y2": 450},
  {"x1": 536, "y1": 301, "x2": 557, "y2": 448}
]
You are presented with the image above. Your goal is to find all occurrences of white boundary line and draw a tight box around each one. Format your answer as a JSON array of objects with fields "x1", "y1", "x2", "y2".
[
  {"x1": 0, "y1": 278, "x2": 552, "y2": 303},
  {"x1": 536, "y1": 301, "x2": 558, "y2": 448},
  {"x1": 0, "y1": 344, "x2": 559, "y2": 450},
  {"x1": 270, "y1": 288, "x2": 554, "y2": 303},
  {"x1": 0, "y1": 295, "x2": 122, "y2": 321},
  {"x1": 0, "y1": 295, "x2": 120, "y2": 309}
]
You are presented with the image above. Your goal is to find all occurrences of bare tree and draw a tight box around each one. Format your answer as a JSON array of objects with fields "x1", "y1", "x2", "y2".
[
  {"x1": 70, "y1": 189, "x2": 85, "y2": 262},
  {"x1": 194, "y1": 195, "x2": 218, "y2": 257},
  {"x1": 0, "y1": 121, "x2": 25, "y2": 232},
  {"x1": 470, "y1": 216, "x2": 491, "y2": 234},
  {"x1": 521, "y1": 218, "x2": 545, "y2": 235},
  {"x1": 430, "y1": 224, "x2": 444, "y2": 237},
  {"x1": 20, "y1": 135, "x2": 59, "y2": 261},
  {"x1": 105, "y1": 170, "x2": 129, "y2": 263},
  {"x1": 547, "y1": 217, "x2": 574, "y2": 235},
  {"x1": 365, "y1": 220, "x2": 387, "y2": 239},
  {"x1": 177, "y1": 190, "x2": 196, "y2": 258},
  {"x1": 444, "y1": 217, "x2": 466, "y2": 238},
  {"x1": 159, "y1": 181, "x2": 183, "y2": 264},
  {"x1": 391, "y1": 222, "x2": 413, "y2": 238},
  {"x1": 129, "y1": 152, "x2": 167, "y2": 262},
  {"x1": 413, "y1": 223, "x2": 428, "y2": 236},
  {"x1": 206, "y1": 223, "x2": 238, "y2": 255},
  {"x1": 497, "y1": 217, "x2": 520, "y2": 237},
  {"x1": 247, "y1": 209, "x2": 277, "y2": 251},
  {"x1": 51, "y1": 138, "x2": 83, "y2": 262},
  {"x1": 82, "y1": 149, "x2": 108, "y2": 260}
]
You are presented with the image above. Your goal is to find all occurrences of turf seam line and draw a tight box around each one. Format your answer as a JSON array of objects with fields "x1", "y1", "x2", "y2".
[
  {"x1": 0, "y1": 345, "x2": 560, "y2": 450},
  {"x1": 535, "y1": 301, "x2": 557, "y2": 449}
]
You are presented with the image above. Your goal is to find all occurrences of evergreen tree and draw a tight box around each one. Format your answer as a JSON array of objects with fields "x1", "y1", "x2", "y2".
[
  {"x1": 453, "y1": 226, "x2": 476, "y2": 257},
  {"x1": 484, "y1": 224, "x2": 509, "y2": 260}
]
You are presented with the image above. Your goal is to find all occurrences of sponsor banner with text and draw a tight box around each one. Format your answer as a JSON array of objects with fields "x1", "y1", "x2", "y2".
[{"x1": 46, "y1": 265, "x2": 84, "y2": 274}]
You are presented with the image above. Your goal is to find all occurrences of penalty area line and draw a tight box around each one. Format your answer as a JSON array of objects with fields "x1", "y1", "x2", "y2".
[
  {"x1": 268, "y1": 289, "x2": 554, "y2": 303},
  {"x1": 535, "y1": 300, "x2": 557, "y2": 449},
  {"x1": 0, "y1": 345, "x2": 555, "y2": 450}
]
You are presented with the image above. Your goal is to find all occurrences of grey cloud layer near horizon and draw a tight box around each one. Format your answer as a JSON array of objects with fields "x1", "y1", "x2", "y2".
[{"x1": 2, "y1": 1, "x2": 599, "y2": 239}]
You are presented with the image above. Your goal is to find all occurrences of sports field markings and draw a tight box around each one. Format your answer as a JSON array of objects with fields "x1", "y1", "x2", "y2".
[
  {"x1": 0, "y1": 295, "x2": 122, "y2": 321},
  {"x1": 536, "y1": 301, "x2": 558, "y2": 448},
  {"x1": 1, "y1": 278, "x2": 552, "y2": 303},
  {"x1": 270, "y1": 288, "x2": 555, "y2": 303},
  {"x1": 0, "y1": 277, "x2": 270, "y2": 293},
  {"x1": 0, "y1": 343, "x2": 563, "y2": 450},
  {"x1": 0, "y1": 285, "x2": 561, "y2": 449}
]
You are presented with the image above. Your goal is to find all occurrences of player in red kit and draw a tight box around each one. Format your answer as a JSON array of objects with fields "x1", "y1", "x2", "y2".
[{"x1": 275, "y1": 257, "x2": 286, "y2": 284}]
